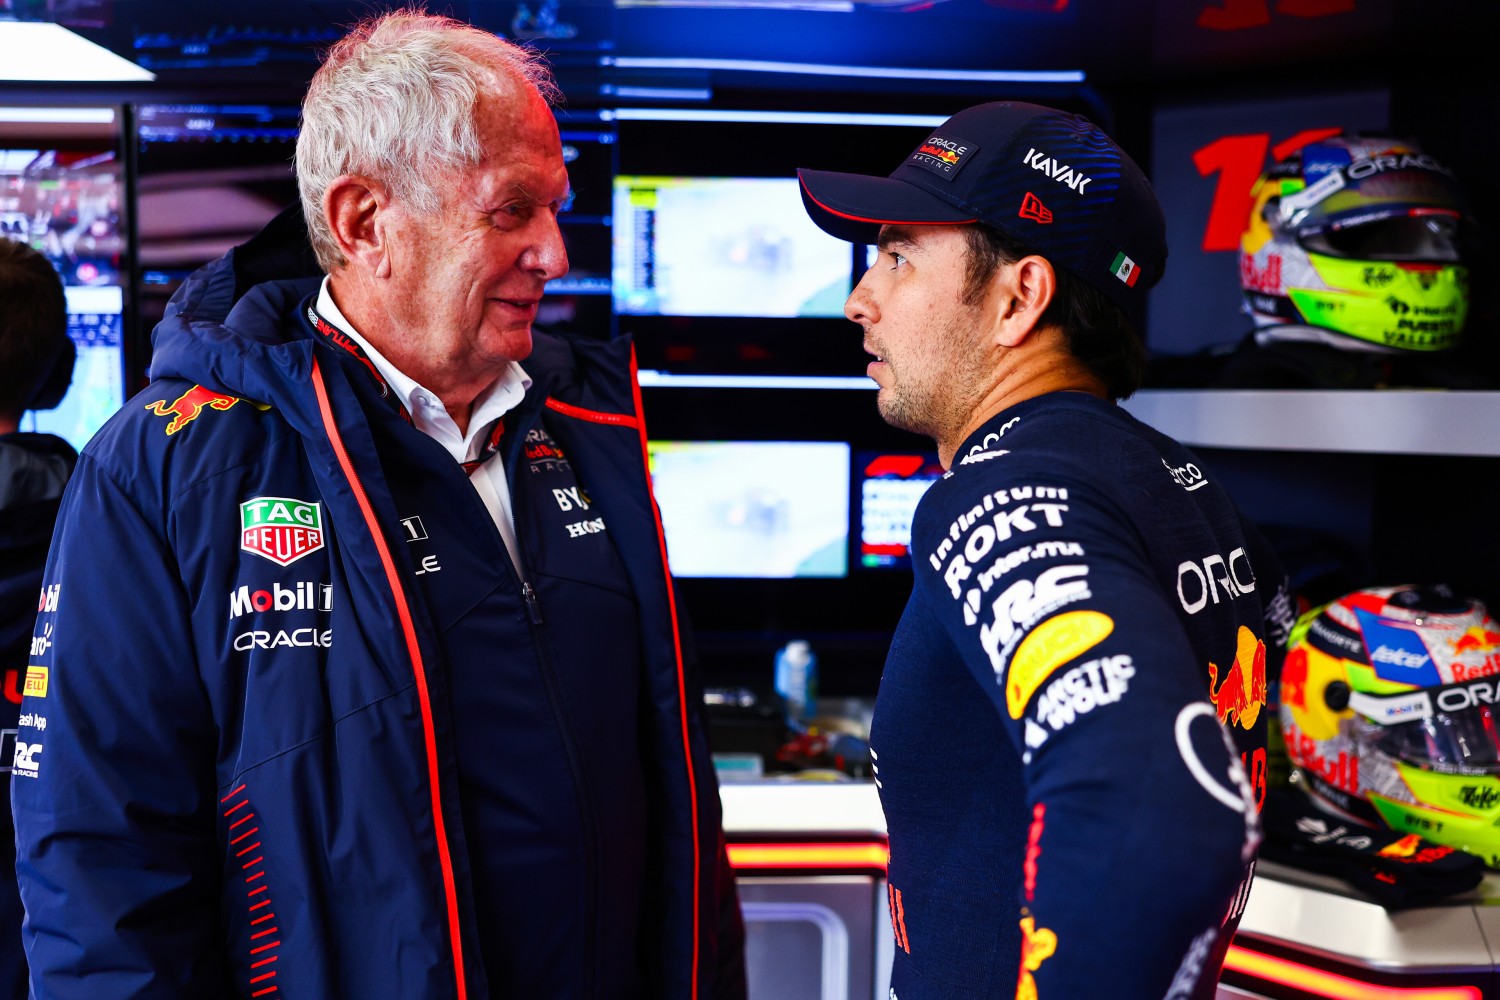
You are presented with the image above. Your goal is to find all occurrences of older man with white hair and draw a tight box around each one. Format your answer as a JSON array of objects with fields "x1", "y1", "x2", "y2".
[{"x1": 11, "y1": 12, "x2": 745, "y2": 1000}]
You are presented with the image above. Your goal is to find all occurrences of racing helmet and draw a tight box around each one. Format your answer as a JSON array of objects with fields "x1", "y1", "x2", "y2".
[
  {"x1": 1281, "y1": 585, "x2": 1500, "y2": 866},
  {"x1": 1239, "y1": 133, "x2": 1472, "y2": 353}
]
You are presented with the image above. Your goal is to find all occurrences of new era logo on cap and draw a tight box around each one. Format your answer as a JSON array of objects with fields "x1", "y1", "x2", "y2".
[{"x1": 1019, "y1": 192, "x2": 1053, "y2": 224}]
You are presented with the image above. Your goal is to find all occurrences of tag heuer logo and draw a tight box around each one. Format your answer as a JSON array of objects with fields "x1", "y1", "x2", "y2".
[{"x1": 241, "y1": 497, "x2": 325, "y2": 566}]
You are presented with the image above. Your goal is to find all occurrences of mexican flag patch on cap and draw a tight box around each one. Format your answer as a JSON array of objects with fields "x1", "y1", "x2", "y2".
[{"x1": 1111, "y1": 251, "x2": 1140, "y2": 288}]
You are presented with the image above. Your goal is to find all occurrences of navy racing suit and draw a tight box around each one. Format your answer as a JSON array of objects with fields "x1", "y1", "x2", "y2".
[{"x1": 872, "y1": 391, "x2": 1293, "y2": 1000}]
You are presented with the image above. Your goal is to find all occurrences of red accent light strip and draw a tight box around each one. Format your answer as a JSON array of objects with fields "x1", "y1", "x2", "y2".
[
  {"x1": 726, "y1": 842, "x2": 890, "y2": 870},
  {"x1": 312, "y1": 357, "x2": 468, "y2": 1000},
  {"x1": 545, "y1": 396, "x2": 640, "y2": 429},
  {"x1": 1224, "y1": 944, "x2": 1483, "y2": 999}
]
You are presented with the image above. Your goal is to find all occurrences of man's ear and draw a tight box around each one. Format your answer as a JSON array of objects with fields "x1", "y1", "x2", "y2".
[
  {"x1": 995, "y1": 255, "x2": 1057, "y2": 348},
  {"x1": 323, "y1": 175, "x2": 391, "y2": 277}
]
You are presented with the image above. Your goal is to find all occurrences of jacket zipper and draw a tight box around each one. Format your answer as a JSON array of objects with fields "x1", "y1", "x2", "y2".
[
  {"x1": 310, "y1": 358, "x2": 469, "y2": 1000},
  {"x1": 501, "y1": 406, "x2": 600, "y2": 998}
]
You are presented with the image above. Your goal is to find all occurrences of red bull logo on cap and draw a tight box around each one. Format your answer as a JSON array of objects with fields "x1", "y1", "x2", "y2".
[
  {"x1": 908, "y1": 133, "x2": 977, "y2": 179},
  {"x1": 145, "y1": 385, "x2": 242, "y2": 435},
  {"x1": 241, "y1": 497, "x2": 325, "y2": 567}
]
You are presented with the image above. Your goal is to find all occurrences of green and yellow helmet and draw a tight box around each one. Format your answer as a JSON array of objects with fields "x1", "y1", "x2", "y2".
[
  {"x1": 1281, "y1": 585, "x2": 1500, "y2": 867},
  {"x1": 1239, "y1": 133, "x2": 1473, "y2": 353}
]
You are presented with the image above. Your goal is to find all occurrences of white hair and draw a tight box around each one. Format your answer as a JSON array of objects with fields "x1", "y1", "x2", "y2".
[{"x1": 295, "y1": 10, "x2": 558, "y2": 271}]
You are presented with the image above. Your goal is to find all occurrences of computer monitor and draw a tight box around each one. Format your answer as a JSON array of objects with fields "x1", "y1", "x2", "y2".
[
  {"x1": 2, "y1": 105, "x2": 132, "y2": 451},
  {"x1": 647, "y1": 439, "x2": 851, "y2": 578},
  {"x1": 613, "y1": 175, "x2": 855, "y2": 319},
  {"x1": 854, "y1": 451, "x2": 945, "y2": 570},
  {"x1": 613, "y1": 110, "x2": 943, "y2": 376}
]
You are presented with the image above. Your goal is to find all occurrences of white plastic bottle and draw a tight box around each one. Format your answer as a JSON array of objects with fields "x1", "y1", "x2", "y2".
[{"x1": 774, "y1": 639, "x2": 818, "y2": 722}]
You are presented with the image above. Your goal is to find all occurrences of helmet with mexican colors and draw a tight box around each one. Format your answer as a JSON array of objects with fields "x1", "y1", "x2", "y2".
[
  {"x1": 1239, "y1": 133, "x2": 1473, "y2": 353},
  {"x1": 1280, "y1": 584, "x2": 1500, "y2": 866}
]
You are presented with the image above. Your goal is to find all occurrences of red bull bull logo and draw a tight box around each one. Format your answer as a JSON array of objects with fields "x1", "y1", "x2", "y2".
[
  {"x1": 1377, "y1": 834, "x2": 1422, "y2": 859},
  {"x1": 1281, "y1": 646, "x2": 1309, "y2": 710},
  {"x1": 918, "y1": 143, "x2": 960, "y2": 165},
  {"x1": 1016, "y1": 915, "x2": 1056, "y2": 1000},
  {"x1": 1455, "y1": 627, "x2": 1500, "y2": 654},
  {"x1": 1208, "y1": 625, "x2": 1267, "y2": 730},
  {"x1": 145, "y1": 385, "x2": 241, "y2": 435}
]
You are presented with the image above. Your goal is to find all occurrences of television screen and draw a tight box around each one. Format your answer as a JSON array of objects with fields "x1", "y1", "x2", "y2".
[
  {"x1": 24, "y1": 286, "x2": 126, "y2": 451},
  {"x1": 613, "y1": 175, "x2": 854, "y2": 319},
  {"x1": 855, "y1": 451, "x2": 944, "y2": 569},
  {"x1": 647, "y1": 439, "x2": 851, "y2": 578},
  {"x1": 2, "y1": 105, "x2": 130, "y2": 451}
]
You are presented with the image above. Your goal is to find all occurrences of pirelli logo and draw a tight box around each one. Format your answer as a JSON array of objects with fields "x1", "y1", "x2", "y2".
[{"x1": 23, "y1": 666, "x2": 48, "y2": 699}]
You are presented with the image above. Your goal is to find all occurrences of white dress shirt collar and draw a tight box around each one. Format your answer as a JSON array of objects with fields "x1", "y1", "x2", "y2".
[{"x1": 315, "y1": 277, "x2": 531, "y2": 464}]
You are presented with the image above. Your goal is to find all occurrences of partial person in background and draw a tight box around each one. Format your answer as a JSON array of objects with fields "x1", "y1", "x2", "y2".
[
  {"x1": 799, "y1": 101, "x2": 1296, "y2": 998},
  {"x1": 12, "y1": 12, "x2": 743, "y2": 999},
  {"x1": 0, "y1": 236, "x2": 76, "y2": 1000}
]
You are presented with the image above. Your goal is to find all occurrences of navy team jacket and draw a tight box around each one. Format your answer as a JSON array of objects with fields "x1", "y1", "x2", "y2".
[{"x1": 11, "y1": 245, "x2": 744, "y2": 999}]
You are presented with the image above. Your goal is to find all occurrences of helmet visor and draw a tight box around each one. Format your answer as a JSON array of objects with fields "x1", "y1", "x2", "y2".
[
  {"x1": 1300, "y1": 212, "x2": 1463, "y2": 263},
  {"x1": 1355, "y1": 692, "x2": 1500, "y2": 775}
]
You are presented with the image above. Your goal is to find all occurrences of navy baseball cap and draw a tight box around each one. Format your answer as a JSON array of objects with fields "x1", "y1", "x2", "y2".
[{"x1": 798, "y1": 101, "x2": 1168, "y2": 315}]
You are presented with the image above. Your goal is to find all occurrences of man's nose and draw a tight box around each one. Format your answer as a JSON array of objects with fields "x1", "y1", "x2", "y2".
[
  {"x1": 525, "y1": 214, "x2": 569, "y2": 281},
  {"x1": 845, "y1": 274, "x2": 877, "y2": 325}
]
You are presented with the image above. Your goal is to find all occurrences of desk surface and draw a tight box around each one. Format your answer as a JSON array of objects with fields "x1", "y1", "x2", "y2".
[{"x1": 720, "y1": 780, "x2": 1500, "y2": 975}]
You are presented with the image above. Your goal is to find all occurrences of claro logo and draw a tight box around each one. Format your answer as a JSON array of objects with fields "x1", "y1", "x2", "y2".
[{"x1": 1176, "y1": 548, "x2": 1255, "y2": 615}]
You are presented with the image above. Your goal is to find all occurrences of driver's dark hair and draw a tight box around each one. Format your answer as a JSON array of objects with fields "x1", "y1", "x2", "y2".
[{"x1": 961, "y1": 222, "x2": 1146, "y2": 400}]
